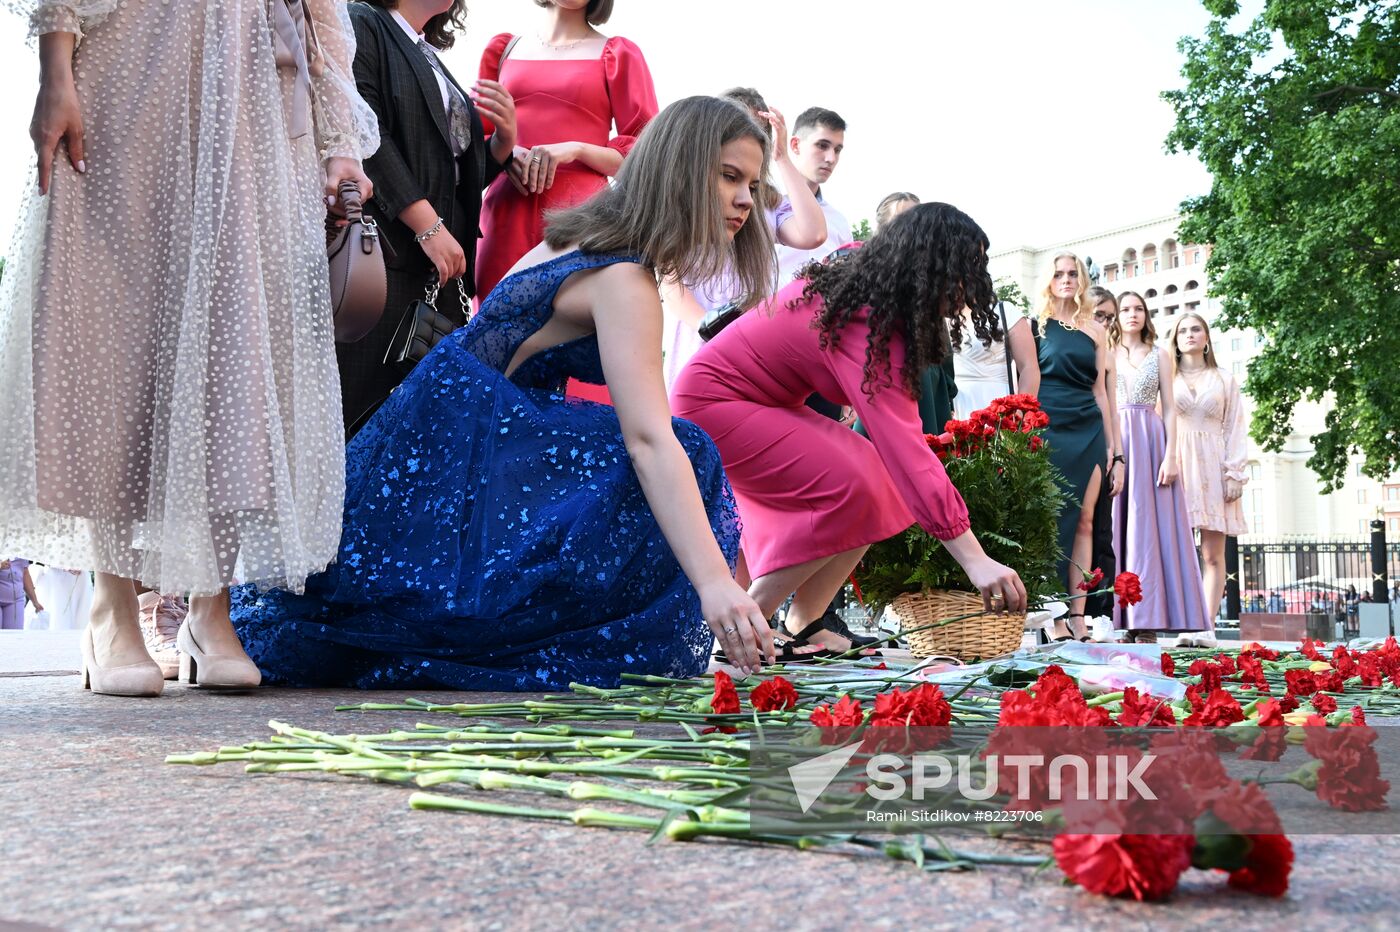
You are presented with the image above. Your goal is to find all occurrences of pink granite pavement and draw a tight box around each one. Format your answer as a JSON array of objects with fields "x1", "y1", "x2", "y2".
[{"x1": 2, "y1": 630, "x2": 1399, "y2": 930}]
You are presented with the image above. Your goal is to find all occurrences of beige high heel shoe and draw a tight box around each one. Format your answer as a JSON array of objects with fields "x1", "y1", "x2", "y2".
[
  {"x1": 177, "y1": 622, "x2": 261, "y2": 689},
  {"x1": 80, "y1": 626, "x2": 164, "y2": 697}
]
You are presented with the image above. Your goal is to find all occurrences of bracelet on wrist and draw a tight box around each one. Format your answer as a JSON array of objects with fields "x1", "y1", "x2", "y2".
[
  {"x1": 1110, "y1": 454, "x2": 1125, "y2": 466},
  {"x1": 414, "y1": 217, "x2": 445, "y2": 244}
]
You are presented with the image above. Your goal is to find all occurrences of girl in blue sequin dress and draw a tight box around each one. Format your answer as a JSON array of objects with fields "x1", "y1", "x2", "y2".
[{"x1": 231, "y1": 96, "x2": 779, "y2": 689}]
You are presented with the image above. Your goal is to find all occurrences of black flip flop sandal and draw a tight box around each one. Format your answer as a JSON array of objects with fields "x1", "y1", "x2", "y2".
[
  {"x1": 784, "y1": 615, "x2": 883, "y2": 658},
  {"x1": 713, "y1": 641, "x2": 837, "y2": 667},
  {"x1": 813, "y1": 609, "x2": 881, "y2": 650}
]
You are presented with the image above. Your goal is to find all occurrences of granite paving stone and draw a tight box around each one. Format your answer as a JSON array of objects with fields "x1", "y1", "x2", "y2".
[{"x1": 2, "y1": 631, "x2": 1398, "y2": 930}]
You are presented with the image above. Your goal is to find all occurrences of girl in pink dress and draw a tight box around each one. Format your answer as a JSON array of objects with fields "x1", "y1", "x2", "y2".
[
  {"x1": 672, "y1": 203, "x2": 1027, "y2": 654},
  {"x1": 475, "y1": 0, "x2": 657, "y2": 300},
  {"x1": 1170, "y1": 312, "x2": 1249, "y2": 622}
]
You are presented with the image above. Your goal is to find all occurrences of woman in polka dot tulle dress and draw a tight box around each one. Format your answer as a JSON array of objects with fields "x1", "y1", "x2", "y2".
[{"x1": 0, "y1": 0, "x2": 377, "y2": 696}]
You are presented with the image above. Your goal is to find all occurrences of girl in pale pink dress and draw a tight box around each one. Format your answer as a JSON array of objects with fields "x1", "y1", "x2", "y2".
[
  {"x1": 672, "y1": 203, "x2": 1026, "y2": 655},
  {"x1": 1170, "y1": 312, "x2": 1248, "y2": 619},
  {"x1": 0, "y1": 0, "x2": 376, "y2": 696}
]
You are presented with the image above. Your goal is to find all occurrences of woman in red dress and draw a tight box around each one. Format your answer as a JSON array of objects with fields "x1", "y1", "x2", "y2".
[
  {"x1": 475, "y1": 0, "x2": 657, "y2": 301},
  {"x1": 672, "y1": 204, "x2": 1027, "y2": 654}
]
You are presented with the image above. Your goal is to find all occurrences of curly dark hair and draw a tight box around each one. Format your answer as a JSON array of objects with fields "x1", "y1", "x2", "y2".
[
  {"x1": 797, "y1": 202, "x2": 997, "y2": 400},
  {"x1": 361, "y1": 0, "x2": 467, "y2": 50}
]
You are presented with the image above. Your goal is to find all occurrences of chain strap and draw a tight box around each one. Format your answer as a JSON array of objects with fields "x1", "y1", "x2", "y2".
[{"x1": 423, "y1": 275, "x2": 472, "y2": 309}]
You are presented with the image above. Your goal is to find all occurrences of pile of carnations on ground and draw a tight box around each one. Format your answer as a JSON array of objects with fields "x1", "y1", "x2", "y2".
[{"x1": 170, "y1": 636, "x2": 1399, "y2": 903}]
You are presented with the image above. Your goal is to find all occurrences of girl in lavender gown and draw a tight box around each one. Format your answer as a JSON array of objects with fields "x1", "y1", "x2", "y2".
[{"x1": 1107, "y1": 292, "x2": 1210, "y2": 640}]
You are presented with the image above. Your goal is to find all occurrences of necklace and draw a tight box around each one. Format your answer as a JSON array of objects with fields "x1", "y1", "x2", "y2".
[
  {"x1": 1120, "y1": 344, "x2": 1151, "y2": 368},
  {"x1": 537, "y1": 33, "x2": 590, "y2": 51}
]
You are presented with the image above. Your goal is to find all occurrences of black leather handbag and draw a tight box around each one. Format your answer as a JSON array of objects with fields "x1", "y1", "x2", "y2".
[
  {"x1": 383, "y1": 276, "x2": 468, "y2": 366},
  {"x1": 696, "y1": 300, "x2": 743, "y2": 342}
]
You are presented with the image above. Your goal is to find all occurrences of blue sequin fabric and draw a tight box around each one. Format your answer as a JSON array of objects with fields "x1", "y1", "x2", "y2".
[{"x1": 231, "y1": 251, "x2": 739, "y2": 690}]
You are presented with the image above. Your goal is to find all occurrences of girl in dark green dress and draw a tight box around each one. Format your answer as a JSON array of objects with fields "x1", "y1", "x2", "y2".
[{"x1": 1036, "y1": 253, "x2": 1122, "y2": 640}]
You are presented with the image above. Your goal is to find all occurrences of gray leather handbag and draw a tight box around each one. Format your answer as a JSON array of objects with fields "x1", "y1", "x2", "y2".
[{"x1": 326, "y1": 180, "x2": 389, "y2": 343}]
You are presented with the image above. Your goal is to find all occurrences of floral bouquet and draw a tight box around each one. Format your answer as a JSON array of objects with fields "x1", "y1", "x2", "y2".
[{"x1": 859, "y1": 393, "x2": 1065, "y2": 617}]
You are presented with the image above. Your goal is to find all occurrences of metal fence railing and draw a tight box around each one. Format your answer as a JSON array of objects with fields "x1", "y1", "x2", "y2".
[{"x1": 1226, "y1": 528, "x2": 1400, "y2": 635}]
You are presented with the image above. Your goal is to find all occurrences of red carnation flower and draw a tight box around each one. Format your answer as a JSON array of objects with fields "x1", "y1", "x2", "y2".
[
  {"x1": 1240, "y1": 699, "x2": 1288, "y2": 761},
  {"x1": 1241, "y1": 643, "x2": 1280, "y2": 661},
  {"x1": 1311, "y1": 693, "x2": 1337, "y2": 715},
  {"x1": 1304, "y1": 722, "x2": 1391, "y2": 812},
  {"x1": 1284, "y1": 669, "x2": 1318, "y2": 696},
  {"x1": 1029, "y1": 435, "x2": 1044, "y2": 452},
  {"x1": 1160, "y1": 652, "x2": 1176, "y2": 677},
  {"x1": 1184, "y1": 688, "x2": 1245, "y2": 728},
  {"x1": 1053, "y1": 833, "x2": 1194, "y2": 901},
  {"x1": 1076, "y1": 567, "x2": 1105, "y2": 592},
  {"x1": 1188, "y1": 660, "x2": 1225, "y2": 693},
  {"x1": 1357, "y1": 653, "x2": 1384, "y2": 687},
  {"x1": 1316, "y1": 670, "x2": 1346, "y2": 693},
  {"x1": 1300, "y1": 638, "x2": 1325, "y2": 661},
  {"x1": 1116, "y1": 687, "x2": 1177, "y2": 727},
  {"x1": 1350, "y1": 706, "x2": 1367, "y2": 726},
  {"x1": 867, "y1": 683, "x2": 952, "y2": 727},
  {"x1": 1278, "y1": 692, "x2": 1300, "y2": 713},
  {"x1": 1226, "y1": 834, "x2": 1294, "y2": 898},
  {"x1": 750, "y1": 676, "x2": 799, "y2": 712},
  {"x1": 1114, "y1": 572, "x2": 1144, "y2": 608},
  {"x1": 810, "y1": 695, "x2": 864, "y2": 728},
  {"x1": 709, "y1": 670, "x2": 740, "y2": 715}
]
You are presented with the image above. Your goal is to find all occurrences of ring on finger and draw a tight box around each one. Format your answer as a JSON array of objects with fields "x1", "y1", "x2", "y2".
[{"x1": 722, "y1": 625, "x2": 738, "y2": 635}]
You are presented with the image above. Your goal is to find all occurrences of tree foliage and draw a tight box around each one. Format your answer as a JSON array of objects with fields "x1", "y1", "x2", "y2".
[
  {"x1": 995, "y1": 277, "x2": 1032, "y2": 314},
  {"x1": 1165, "y1": 0, "x2": 1400, "y2": 490}
]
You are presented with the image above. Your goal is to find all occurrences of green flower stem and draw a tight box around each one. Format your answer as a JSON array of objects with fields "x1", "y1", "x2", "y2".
[
  {"x1": 570, "y1": 807, "x2": 666, "y2": 831},
  {"x1": 850, "y1": 835, "x2": 1050, "y2": 867},
  {"x1": 408, "y1": 792, "x2": 574, "y2": 821},
  {"x1": 269, "y1": 722, "x2": 396, "y2": 761},
  {"x1": 1085, "y1": 691, "x2": 1124, "y2": 708}
]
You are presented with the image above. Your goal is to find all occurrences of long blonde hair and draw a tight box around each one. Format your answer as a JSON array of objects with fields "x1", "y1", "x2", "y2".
[
  {"x1": 1168, "y1": 312, "x2": 1218, "y2": 370},
  {"x1": 545, "y1": 96, "x2": 776, "y2": 309},
  {"x1": 1037, "y1": 251, "x2": 1092, "y2": 330}
]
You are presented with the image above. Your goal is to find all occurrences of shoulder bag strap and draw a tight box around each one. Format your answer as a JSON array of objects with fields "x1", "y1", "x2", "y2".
[
  {"x1": 500, "y1": 34, "x2": 522, "y2": 67},
  {"x1": 998, "y1": 301, "x2": 1016, "y2": 393},
  {"x1": 480, "y1": 35, "x2": 523, "y2": 191}
]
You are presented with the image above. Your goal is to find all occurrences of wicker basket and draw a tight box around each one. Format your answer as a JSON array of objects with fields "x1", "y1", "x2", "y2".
[{"x1": 891, "y1": 589, "x2": 1025, "y2": 661}]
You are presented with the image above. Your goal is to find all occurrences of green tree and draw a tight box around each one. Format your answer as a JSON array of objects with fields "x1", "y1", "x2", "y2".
[
  {"x1": 995, "y1": 277, "x2": 1032, "y2": 315},
  {"x1": 850, "y1": 218, "x2": 873, "y2": 242},
  {"x1": 1165, "y1": 0, "x2": 1400, "y2": 490}
]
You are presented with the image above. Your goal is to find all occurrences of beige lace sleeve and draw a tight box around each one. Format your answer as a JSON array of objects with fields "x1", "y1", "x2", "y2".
[
  {"x1": 4, "y1": 1, "x2": 118, "y2": 42},
  {"x1": 305, "y1": 0, "x2": 378, "y2": 162},
  {"x1": 1220, "y1": 371, "x2": 1250, "y2": 483}
]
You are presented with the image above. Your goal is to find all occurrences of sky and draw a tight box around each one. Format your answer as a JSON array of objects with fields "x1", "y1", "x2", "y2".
[{"x1": 0, "y1": 0, "x2": 1225, "y2": 251}]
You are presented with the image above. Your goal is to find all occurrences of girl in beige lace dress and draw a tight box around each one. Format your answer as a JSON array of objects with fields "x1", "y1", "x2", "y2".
[
  {"x1": 1170, "y1": 312, "x2": 1248, "y2": 619},
  {"x1": 0, "y1": 0, "x2": 377, "y2": 696}
]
